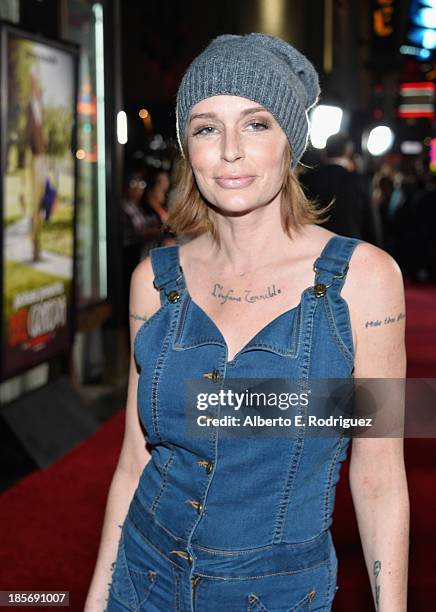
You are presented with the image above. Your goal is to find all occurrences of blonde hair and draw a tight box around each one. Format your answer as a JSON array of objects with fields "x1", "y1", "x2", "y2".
[{"x1": 165, "y1": 135, "x2": 331, "y2": 244}]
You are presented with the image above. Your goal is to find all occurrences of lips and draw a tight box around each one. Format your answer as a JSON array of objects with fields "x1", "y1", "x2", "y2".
[{"x1": 215, "y1": 176, "x2": 256, "y2": 189}]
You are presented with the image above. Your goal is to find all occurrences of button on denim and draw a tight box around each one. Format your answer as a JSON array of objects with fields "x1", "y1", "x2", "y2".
[{"x1": 106, "y1": 235, "x2": 363, "y2": 611}]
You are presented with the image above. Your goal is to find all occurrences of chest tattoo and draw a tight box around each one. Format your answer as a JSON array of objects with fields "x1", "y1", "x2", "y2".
[{"x1": 211, "y1": 283, "x2": 282, "y2": 305}]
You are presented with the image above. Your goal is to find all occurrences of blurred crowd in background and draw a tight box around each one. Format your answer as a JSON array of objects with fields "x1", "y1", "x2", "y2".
[{"x1": 120, "y1": 130, "x2": 436, "y2": 327}]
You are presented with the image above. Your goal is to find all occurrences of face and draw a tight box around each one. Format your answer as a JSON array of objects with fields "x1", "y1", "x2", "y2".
[
  {"x1": 186, "y1": 95, "x2": 288, "y2": 215},
  {"x1": 126, "y1": 178, "x2": 146, "y2": 201}
]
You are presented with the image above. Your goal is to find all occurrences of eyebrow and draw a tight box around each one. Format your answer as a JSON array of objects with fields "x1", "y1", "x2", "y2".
[{"x1": 188, "y1": 106, "x2": 268, "y2": 124}]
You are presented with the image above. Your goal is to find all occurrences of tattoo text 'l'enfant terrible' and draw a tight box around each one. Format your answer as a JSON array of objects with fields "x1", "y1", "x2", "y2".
[{"x1": 211, "y1": 283, "x2": 282, "y2": 306}]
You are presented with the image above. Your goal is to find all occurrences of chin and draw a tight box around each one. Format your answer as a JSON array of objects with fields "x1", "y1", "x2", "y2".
[{"x1": 206, "y1": 193, "x2": 258, "y2": 215}]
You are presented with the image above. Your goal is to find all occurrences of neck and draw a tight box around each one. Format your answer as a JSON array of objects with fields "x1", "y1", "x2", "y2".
[{"x1": 201, "y1": 194, "x2": 307, "y2": 276}]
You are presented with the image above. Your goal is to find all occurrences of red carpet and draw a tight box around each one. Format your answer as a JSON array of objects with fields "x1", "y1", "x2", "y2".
[
  {"x1": 0, "y1": 282, "x2": 435, "y2": 611},
  {"x1": 0, "y1": 410, "x2": 124, "y2": 611},
  {"x1": 404, "y1": 281, "x2": 436, "y2": 377}
]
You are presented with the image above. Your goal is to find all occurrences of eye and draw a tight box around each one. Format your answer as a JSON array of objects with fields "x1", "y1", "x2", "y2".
[
  {"x1": 247, "y1": 121, "x2": 269, "y2": 131},
  {"x1": 192, "y1": 125, "x2": 217, "y2": 136}
]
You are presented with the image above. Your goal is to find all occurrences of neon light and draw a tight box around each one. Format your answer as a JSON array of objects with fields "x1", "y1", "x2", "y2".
[
  {"x1": 400, "y1": 82, "x2": 435, "y2": 90},
  {"x1": 92, "y1": 3, "x2": 107, "y2": 298},
  {"x1": 412, "y1": 7, "x2": 436, "y2": 28},
  {"x1": 430, "y1": 138, "x2": 436, "y2": 172}
]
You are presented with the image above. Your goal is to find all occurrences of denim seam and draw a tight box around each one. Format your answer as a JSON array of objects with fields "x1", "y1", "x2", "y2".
[
  {"x1": 150, "y1": 448, "x2": 175, "y2": 515},
  {"x1": 194, "y1": 557, "x2": 329, "y2": 580},
  {"x1": 105, "y1": 530, "x2": 123, "y2": 612},
  {"x1": 272, "y1": 432, "x2": 305, "y2": 543},
  {"x1": 272, "y1": 295, "x2": 314, "y2": 543},
  {"x1": 299, "y1": 293, "x2": 316, "y2": 382},
  {"x1": 293, "y1": 300, "x2": 304, "y2": 359},
  {"x1": 112, "y1": 535, "x2": 139, "y2": 611},
  {"x1": 127, "y1": 514, "x2": 188, "y2": 572},
  {"x1": 248, "y1": 594, "x2": 268, "y2": 612},
  {"x1": 184, "y1": 352, "x2": 226, "y2": 543},
  {"x1": 133, "y1": 571, "x2": 156, "y2": 610},
  {"x1": 133, "y1": 301, "x2": 169, "y2": 360},
  {"x1": 171, "y1": 564, "x2": 181, "y2": 612},
  {"x1": 323, "y1": 292, "x2": 354, "y2": 365},
  {"x1": 192, "y1": 531, "x2": 328, "y2": 554},
  {"x1": 130, "y1": 506, "x2": 330, "y2": 560},
  {"x1": 150, "y1": 299, "x2": 182, "y2": 441},
  {"x1": 174, "y1": 293, "x2": 304, "y2": 356},
  {"x1": 131, "y1": 505, "x2": 190, "y2": 545},
  {"x1": 172, "y1": 292, "x2": 190, "y2": 347},
  {"x1": 172, "y1": 294, "x2": 235, "y2": 349},
  {"x1": 110, "y1": 590, "x2": 137, "y2": 612},
  {"x1": 321, "y1": 437, "x2": 346, "y2": 530},
  {"x1": 249, "y1": 587, "x2": 317, "y2": 612},
  {"x1": 323, "y1": 554, "x2": 338, "y2": 609}
]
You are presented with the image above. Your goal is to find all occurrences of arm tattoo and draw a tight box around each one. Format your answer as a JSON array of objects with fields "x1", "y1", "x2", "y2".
[
  {"x1": 129, "y1": 310, "x2": 148, "y2": 322},
  {"x1": 365, "y1": 311, "x2": 405, "y2": 329},
  {"x1": 373, "y1": 560, "x2": 381, "y2": 610}
]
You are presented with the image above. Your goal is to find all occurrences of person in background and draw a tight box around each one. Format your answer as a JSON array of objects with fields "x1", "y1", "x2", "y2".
[
  {"x1": 372, "y1": 167, "x2": 395, "y2": 250},
  {"x1": 120, "y1": 172, "x2": 148, "y2": 330},
  {"x1": 138, "y1": 167, "x2": 176, "y2": 259},
  {"x1": 394, "y1": 172, "x2": 436, "y2": 281},
  {"x1": 300, "y1": 133, "x2": 382, "y2": 246}
]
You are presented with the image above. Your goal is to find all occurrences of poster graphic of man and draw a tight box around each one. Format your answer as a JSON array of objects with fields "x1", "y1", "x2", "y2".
[{"x1": 26, "y1": 65, "x2": 47, "y2": 261}]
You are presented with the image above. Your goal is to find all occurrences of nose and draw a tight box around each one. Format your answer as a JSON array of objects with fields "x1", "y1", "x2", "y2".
[{"x1": 221, "y1": 128, "x2": 244, "y2": 162}]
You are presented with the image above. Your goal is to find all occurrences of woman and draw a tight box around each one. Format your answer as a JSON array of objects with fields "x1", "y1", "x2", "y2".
[
  {"x1": 138, "y1": 168, "x2": 174, "y2": 259},
  {"x1": 85, "y1": 33, "x2": 409, "y2": 611},
  {"x1": 120, "y1": 172, "x2": 149, "y2": 334}
]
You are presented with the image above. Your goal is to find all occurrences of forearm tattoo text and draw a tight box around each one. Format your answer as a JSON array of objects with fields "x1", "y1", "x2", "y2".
[{"x1": 129, "y1": 311, "x2": 148, "y2": 322}]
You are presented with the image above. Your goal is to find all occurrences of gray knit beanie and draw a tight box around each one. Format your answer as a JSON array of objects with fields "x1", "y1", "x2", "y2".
[{"x1": 176, "y1": 33, "x2": 321, "y2": 168}]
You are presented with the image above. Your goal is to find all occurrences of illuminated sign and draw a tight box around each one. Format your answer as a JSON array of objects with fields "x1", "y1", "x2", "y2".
[
  {"x1": 373, "y1": 0, "x2": 395, "y2": 37},
  {"x1": 408, "y1": 0, "x2": 436, "y2": 54},
  {"x1": 397, "y1": 82, "x2": 435, "y2": 118},
  {"x1": 370, "y1": 0, "x2": 402, "y2": 70},
  {"x1": 430, "y1": 138, "x2": 436, "y2": 171}
]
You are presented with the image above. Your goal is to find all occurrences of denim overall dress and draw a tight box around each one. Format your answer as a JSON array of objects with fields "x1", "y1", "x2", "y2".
[{"x1": 106, "y1": 234, "x2": 363, "y2": 612}]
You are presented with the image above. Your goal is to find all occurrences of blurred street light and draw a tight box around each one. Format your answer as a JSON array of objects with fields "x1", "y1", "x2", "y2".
[
  {"x1": 365, "y1": 125, "x2": 394, "y2": 156},
  {"x1": 117, "y1": 111, "x2": 128, "y2": 144},
  {"x1": 309, "y1": 105, "x2": 343, "y2": 149}
]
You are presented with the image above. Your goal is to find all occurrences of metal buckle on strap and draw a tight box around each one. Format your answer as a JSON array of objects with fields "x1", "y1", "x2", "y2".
[
  {"x1": 313, "y1": 261, "x2": 349, "y2": 280},
  {"x1": 153, "y1": 271, "x2": 184, "y2": 303},
  {"x1": 153, "y1": 271, "x2": 184, "y2": 291}
]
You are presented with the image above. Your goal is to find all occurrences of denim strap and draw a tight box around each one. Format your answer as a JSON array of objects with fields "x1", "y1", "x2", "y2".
[
  {"x1": 150, "y1": 245, "x2": 185, "y2": 305},
  {"x1": 313, "y1": 236, "x2": 363, "y2": 291}
]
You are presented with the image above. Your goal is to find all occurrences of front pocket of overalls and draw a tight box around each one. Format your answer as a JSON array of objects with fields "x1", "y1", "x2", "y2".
[
  {"x1": 111, "y1": 534, "x2": 140, "y2": 611},
  {"x1": 248, "y1": 588, "x2": 317, "y2": 612},
  {"x1": 127, "y1": 566, "x2": 157, "y2": 610},
  {"x1": 110, "y1": 532, "x2": 158, "y2": 611}
]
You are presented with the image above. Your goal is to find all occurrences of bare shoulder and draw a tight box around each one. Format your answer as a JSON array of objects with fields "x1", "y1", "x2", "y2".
[
  {"x1": 343, "y1": 241, "x2": 406, "y2": 378},
  {"x1": 343, "y1": 241, "x2": 405, "y2": 309},
  {"x1": 129, "y1": 256, "x2": 161, "y2": 325}
]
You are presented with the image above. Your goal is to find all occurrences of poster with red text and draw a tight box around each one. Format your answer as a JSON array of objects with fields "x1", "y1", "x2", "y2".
[{"x1": 1, "y1": 24, "x2": 78, "y2": 380}]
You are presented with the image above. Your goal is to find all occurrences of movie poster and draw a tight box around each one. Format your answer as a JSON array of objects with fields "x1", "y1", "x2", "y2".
[{"x1": 1, "y1": 26, "x2": 77, "y2": 380}]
